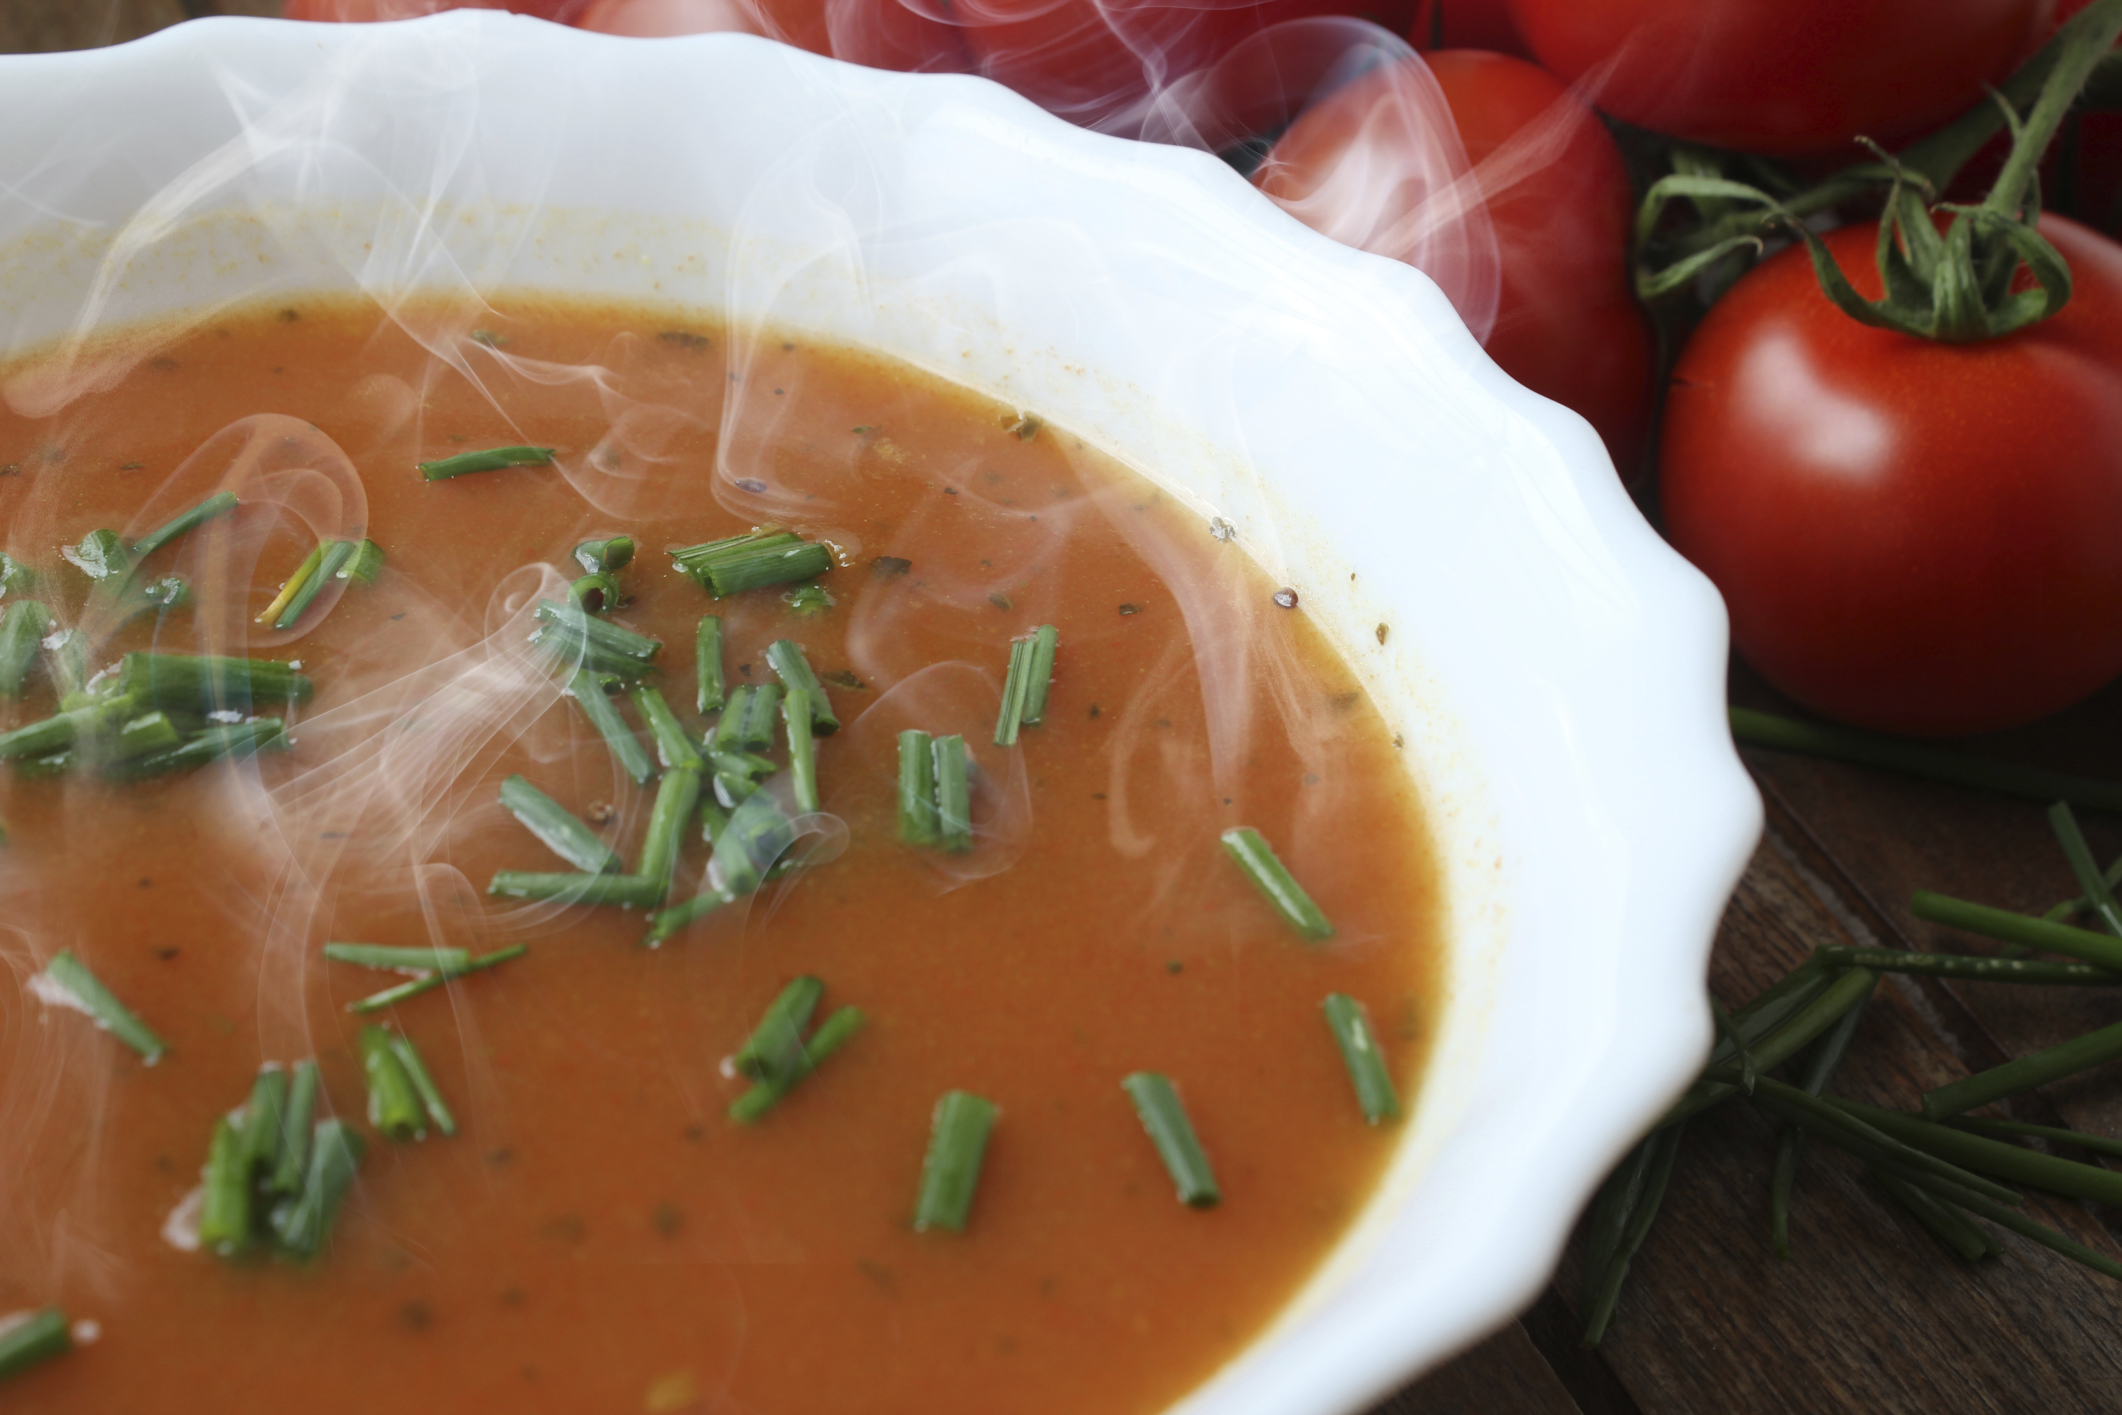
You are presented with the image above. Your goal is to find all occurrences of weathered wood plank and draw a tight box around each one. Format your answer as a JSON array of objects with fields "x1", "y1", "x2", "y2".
[{"x1": 1368, "y1": 1320, "x2": 1583, "y2": 1415}]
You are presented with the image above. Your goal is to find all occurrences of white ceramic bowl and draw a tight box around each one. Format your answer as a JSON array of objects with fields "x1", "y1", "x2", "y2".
[{"x1": 0, "y1": 14, "x2": 1760, "y2": 1411}]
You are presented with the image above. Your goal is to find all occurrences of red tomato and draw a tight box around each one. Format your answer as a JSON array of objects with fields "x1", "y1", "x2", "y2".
[
  {"x1": 1256, "y1": 50, "x2": 1653, "y2": 475},
  {"x1": 1661, "y1": 216, "x2": 2122, "y2": 736},
  {"x1": 1409, "y1": 0, "x2": 1530, "y2": 57},
  {"x1": 1505, "y1": 0, "x2": 2050, "y2": 157}
]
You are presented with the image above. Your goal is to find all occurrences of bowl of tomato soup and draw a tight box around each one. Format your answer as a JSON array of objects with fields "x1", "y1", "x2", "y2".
[{"x1": 0, "y1": 13, "x2": 1757, "y2": 1414}]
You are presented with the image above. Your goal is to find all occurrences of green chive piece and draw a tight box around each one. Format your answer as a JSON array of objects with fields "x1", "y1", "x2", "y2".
[
  {"x1": 198, "y1": 1114, "x2": 252, "y2": 1255},
  {"x1": 574, "y1": 535, "x2": 635, "y2": 574},
  {"x1": 487, "y1": 871, "x2": 666, "y2": 909},
  {"x1": 737, "y1": 682, "x2": 783, "y2": 751},
  {"x1": 637, "y1": 766, "x2": 703, "y2": 891},
  {"x1": 270, "y1": 1118, "x2": 365, "y2": 1259},
  {"x1": 339, "y1": 539, "x2": 385, "y2": 585},
  {"x1": 1869, "y1": 1165, "x2": 1998, "y2": 1264},
  {"x1": 1730, "y1": 706, "x2": 2122, "y2": 812},
  {"x1": 1923, "y1": 1016, "x2": 2122, "y2": 1120},
  {"x1": 385, "y1": 1030, "x2": 457, "y2": 1137},
  {"x1": 37, "y1": 950, "x2": 166, "y2": 1062},
  {"x1": 641, "y1": 888, "x2": 733, "y2": 948},
  {"x1": 1021, "y1": 624, "x2": 1059, "y2": 724},
  {"x1": 709, "y1": 685, "x2": 754, "y2": 755},
  {"x1": 633, "y1": 685, "x2": 703, "y2": 771},
  {"x1": 1770, "y1": 976, "x2": 1873, "y2": 1259},
  {"x1": 0, "y1": 601, "x2": 53, "y2": 698},
  {"x1": 1949, "y1": 1115, "x2": 2122, "y2": 1158},
  {"x1": 15, "y1": 750, "x2": 73, "y2": 779},
  {"x1": 671, "y1": 530, "x2": 834, "y2": 598},
  {"x1": 709, "y1": 790, "x2": 794, "y2": 896},
  {"x1": 783, "y1": 580, "x2": 833, "y2": 616},
  {"x1": 1667, "y1": 968, "x2": 1878, "y2": 1126},
  {"x1": 1579, "y1": 1124, "x2": 1686, "y2": 1346},
  {"x1": 273, "y1": 540, "x2": 354, "y2": 630},
  {"x1": 256, "y1": 544, "x2": 323, "y2": 626},
  {"x1": 1220, "y1": 827, "x2": 1333, "y2": 942},
  {"x1": 417, "y1": 445, "x2": 555, "y2": 481},
  {"x1": 358, "y1": 1025, "x2": 424, "y2": 1140},
  {"x1": 346, "y1": 946, "x2": 525, "y2": 1015},
  {"x1": 534, "y1": 629, "x2": 654, "y2": 684},
  {"x1": 898, "y1": 730, "x2": 938, "y2": 845},
  {"x1": 1827, "y1": 1097, "x2": 2122, "y2": 1207},
  {"x1": 113, "y1": 711, "x2": 183, "y2": 760},
  {"x1": 2044, "y1": 849, "x2": 2122, "y2": 925},
  {"x1": 0, "y1": 551, "x2": 36, "y2": 597},
  {"x1": 708, "y1": 749, "x2": 775, "y2": 809},
  {"x1": 994, "y1": 625, "x2": 1059, "y2": 746},
  {"x1": 237, "y1": 1064, "x2": 289, "y2": 1179},
  {"x1": 698, "y1": 793, "x2": 732, "y2": 842},
  {"x1": 764, "y1": 640, "x2": 838, "y2": 734},
  {"x1": 498, "y1": 774, "x2": 622, "y2": 874},
  {"x1": 913, "y1": 1090, "x2": 998, "y2": 1232},
  {"x1": 933, "y1": 734, "x2": 972, "y2": 853},
  {"x1": 568, "y1": 671, "x2": 655, "y2": 785},
  {"x1": 729, "y1": 1006, "x2": 864, "y2": 1124},
  {"x1": 1323, "y1": 994, "x2": 1400, "y2": 1124},
  {"x1": 42, "y1": 628, "x2": 86, "y2": 701},
  {"x1": 61, "y1": 528, "x2": 128, "y2": 583},
  {"x1": 784, "y1": 689, "x2": 820, "y2": 814},
  {"x1": 1909, "y1": 889, "x2": 2122, "y2": 972},
  {"x1": 1812, "y1": 944, "x2": 2122, "y2": 985},
  {"x1": 536, "y1": 599, "x2": 659, "y2": 660},
  {"x1": 732, "y1": 976, "x2": 824, "y2": 1083},
  {"x1": 322, "y1": 943, "x2": 472, "y2": 974},
  {"x1": 0, "y1": 705, "x2": 105, "y2": 762},
  {"x1": 132, "y1": 490, "x2": 238, "y2": 560},
  {"x1": 116, "y1": 652, "x2": 313, "y2": 713},
  {"x1": 0, "y1": 1308, "x2": 72, "y2": 1383},
  {"x1": 270, "y1": 1061, "x2": 320, "y2": 1195},
  {"x1": 2048, "y1": 800, "x2": 2122, "y2": 937},
  {"x1": 103, "y1": 718, "x2": 288, "y2": 781},
  {"x1": 569, "y1": 572, "x2": 623, "y2": 614},
  {"x1": 696, "y1": 616, "x2": 726, "y2": 715},
  {"x1": 1122, "y1": 1072, "x2": 1220, "y2": 1208}
]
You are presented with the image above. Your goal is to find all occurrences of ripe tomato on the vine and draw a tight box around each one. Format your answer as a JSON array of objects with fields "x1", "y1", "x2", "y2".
[
  {"x1": 1505, "y1": 0, "x2": 2048, "y2": 156},
  {"x1": 1660, "y1": 216, "x2": 2122, "y2": 737}
]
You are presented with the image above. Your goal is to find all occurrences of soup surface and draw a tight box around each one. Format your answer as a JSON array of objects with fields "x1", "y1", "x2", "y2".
[{"x1": 0, "y1": 296, "x2": 1438, "y2": 1414}]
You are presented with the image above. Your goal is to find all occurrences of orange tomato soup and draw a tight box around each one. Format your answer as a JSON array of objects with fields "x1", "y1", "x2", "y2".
[{"x1": 0, "y1": 296, "x2": 1439, "y2": 1414}]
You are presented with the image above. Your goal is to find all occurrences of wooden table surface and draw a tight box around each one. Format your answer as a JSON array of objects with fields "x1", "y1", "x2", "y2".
[{"x1": 12, "y1": 5, "x2": 2122, "y2": 1413}]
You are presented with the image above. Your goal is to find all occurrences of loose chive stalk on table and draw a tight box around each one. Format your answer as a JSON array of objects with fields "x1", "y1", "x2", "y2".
[
  {"x1": 728, "y1": 1006, "x2": 864, "y2": 1124},
  {"x1": 1122, "y1": 1072, "x2": 1221, "y2": 1209},
  {"x1": 1220, "y1": 827, "x2": 1333, "y2": 942},
  {"x1": 346, "y1": 945, "x2": 526, "y2": 1014},
  {"x1": 671, "y1": 529, "x2": 835, "y2": 598},
  {"x1": 498, "y1": 774, "x2": 622, "y2": 874},
  {"x1": 1921, "y1": 1016, "x2": 2122, "y2": 1120},
  {"x1": 1908, "y1": 889, "x2": 2122, "y2": 972},
  {"x1": 33, "y1": 950, "x2": 166, "y2": 1062},
  {"x1": 417, "y1": 445, "x2": 555, "y2": 481},
  {"x1": 993, "y1": 624, "x2": 1059, "y2": 746},
  {"x1": 912, "y1": 1090, "x2": 998, "y2": 1232},
  {"x1": 0, "y1": 1308, "x2": 73, "y2": 1385}
]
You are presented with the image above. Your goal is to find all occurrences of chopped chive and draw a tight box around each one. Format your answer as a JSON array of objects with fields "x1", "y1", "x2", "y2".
[
  {"x1": 1950, "y1": 1115, "x2": 2122, "y2": 1158},
  {"x1": 1021, "y1": 624, "x2": 1059, "y2": 724},
  {"x1": 575, "y1": 536, "x2": 635, "y2": 574},
  {"x1": 1122, "y1": 1072, "x2": 1220, "y2": 1208},
  {"x1": 698, "y1": 794, "x2": 732, "y2": 842},
  {"x1": 270, "y1": 1118, "x2": 365, "y2": 1259},
  {"x1": 1868, "y1": 1165, "x2": 1997, "y2": 1264},
  {"x1": 15, "y1": 750, "x2": 73, "y2": 779},
  {"x1": 633, "y1": 685, "x2": 703, "y2": 771},
  {"x1": 933, "y1": 734, "x2": 972, "y2": 853},
  {"x1": 103, "y1": 718, "x2": 288, "y2": 781},
  {"x1": 641, "y1": 888, "x2": 732, "y2": 947},
  {"x1": 498, "y1": 774, "x2": 621, "y2": 874},
  {"x1": 637, "y1": 766, "x2": 703, "y2": 891},
  {"x1": 0, "y1": 551, "x2": 35, "y2": 597},
  {"x1": 708, "y1": 749, "x2": 775, "y2": 809},
  {"x1": 913, "y1": 1090, "x2": 998, "y2": 1232},
  {"x1": 339, "y1": 539, "x2": 385, "y2": 584},
  {"x1": 1909, "y1": 889, "x2": 2122, "y2": 972},
  {"x1": 994, "y1": 625, "x2": 1059, "y2": 746},
  {"x1": 61, "y1": 528, "x2": 129, "y2": 583},
  {"x1": 0, "y1": 1308, "x2": 72, "y2": 1383},
  {"x1": 488, "y1": 870, "x2": 667, "y2": 909},
  {"x1": 1730, "y1": 706, "x2": 2122, "y2": 812},
  {"x1": 536, "y1": 600, "x2": 659, "y2": 661},
  {"x1": 2048, "y1": 801, "x2": 2122, "y2": 937},
  {"x1": 671, "y1": 530, "x2": 834, "y2": 598},
  {"x1": 43, "y1": 628, "x2": 86, "y2": 701},
  {"x1": 358, "y1": 1025, "x2": 424, "y2": 1140},
  {"x1": 0, "y1": 601, "x2": 52, "y2": 698},
  {"x1": 0, "y1": 703, "x2": 112, "y2": 761},
  {"x1": 737, "y1": 682, "x2": 783, "y2": 751},
  {"x1": 729, "y1": 1006, "x2": 864, "y2": 1124},
  {"x1": 198, "y1": 1114, "x2": 252, "y2": 1255},
  {"x1": 237, "y1": 1064, "x2": 289, "y2": 1178},
  {"x1": 116, "y1": 652, "x2": 313, "y2": 713},
  {"x1": 1827, "y1": 1098, "x2": 2122, "y2": 1206},
  {"x1": 1580, "y1": 1125, "x2": 1686, "y2": 1346},
  {"x1": 764, "y1": 640, "x2": 838, "y2": 734},
  {"x1": 113, "y1": 711, "x2": 182, "y2": 760},
  {"x1": 569, "y1": 572, "x2": 623, "y2": 614},
  {"x1": 1220, "y1": 827, "x2": 1333, "y2": 942},
  {"x1": 534, "y1": 627, "x2": 656, "y2": 683},
  {"x1": 132, "y1": 490, "x2": 238, "y2": 560},
  {"x1": 709, "y1": 684, "x2": 755, "y2": 755},
  {"x1": 732, "y1": 976, "x2": 824, "y2": 1083},
  {"x1": 385, "y1": 1030, "x2": 457, "y2": 1137},
  {"x1": 785, "y1": 689, "x2": 819, "y2": 814},
  {"x1": 270, "y1": 1061, "x2": 320, "y2": 1195},
  {"x1": 709, "y1": 790, "x2": 794, "y2": 897},
  {"x1": 37, "y1": 950, "x2": 166, "y2": 1062},
  {"x1": 322, "y1": 942, "x2": 473, "y2": 974},
  {"x1": 898, "y1": 730, "x2": 938, "y2": 845},
  {"x1": 784, "y1": 580, "x2": 833, "y2": 616},
  {"x1": 1323, "y1": 994, "x2": 1400, "y2": 1124},
  {"x1": 1922, "y1": 1016, "x2": 2122, "y2": 1120},
  {"x1": 696, "y1": 616, "x2": 726, "y2": 715},
  {"x1": 568, "y1": 671, "x2": 655, "y2": 785},
  {"x1": 256, "y1": 544, "x2": 324, "y2": 626},
  {"x1": 346, "y1": 945, "x2": 526, "y2": 1014},
  {"x1": 1812, "y1": 944, "x2": 2122, "y2": 985},
  {"x1": 418, "y1": 445, "x2": 555, "y2": 481}
]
